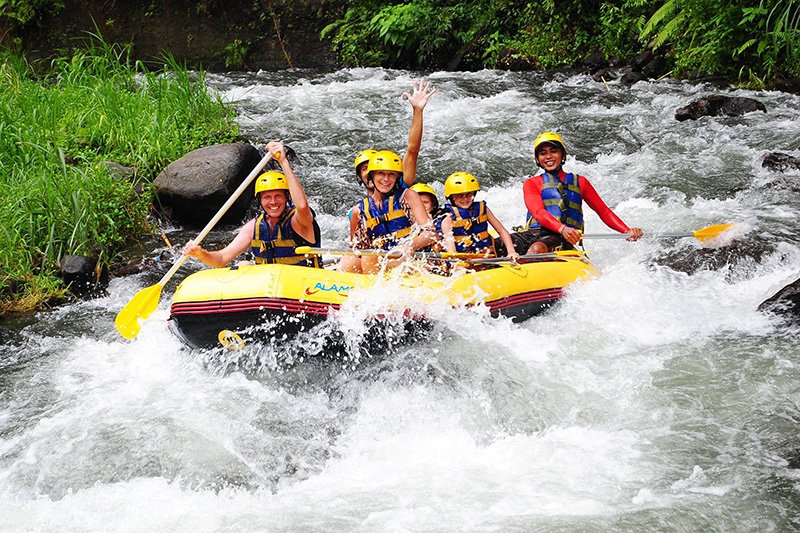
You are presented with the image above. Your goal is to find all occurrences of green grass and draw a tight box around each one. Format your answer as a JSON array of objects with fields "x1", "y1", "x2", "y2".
[{"x1": 0, "y1": 37, "x2": 239, "y2": 312}]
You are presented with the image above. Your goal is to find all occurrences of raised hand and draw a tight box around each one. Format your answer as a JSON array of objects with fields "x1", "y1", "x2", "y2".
[{"x1": 403, "y1": 78, "x2": 436, "y2": 111}]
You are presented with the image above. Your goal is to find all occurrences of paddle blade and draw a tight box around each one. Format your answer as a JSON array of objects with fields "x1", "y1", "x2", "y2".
[
  {"x1": 693, "y1": 224, "x2": 734, "y2": 243},
  {"x1": 115, "y1": 284, "x2": 163, "y2": 339}
]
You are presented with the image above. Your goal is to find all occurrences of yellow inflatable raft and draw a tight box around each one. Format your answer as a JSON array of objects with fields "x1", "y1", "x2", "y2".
[{"x1": 169, "y1": 251, "x2": 597, "y2": 349}]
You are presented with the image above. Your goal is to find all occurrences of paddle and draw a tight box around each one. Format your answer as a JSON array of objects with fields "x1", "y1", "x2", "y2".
[
  {"x1": 469, "y1": 250, "x2": 586, "y2": 265},
  {"x1": 115, "y1": 151, "x2": 276, "y2": 339},
  {"x1": 469, "y1": 224, "x2": 733, "y2": 265},
  {"x1": 583, "y1": 223, "x2": 733, "y2": 244},
  {"x1": 295, "y1": 246, "x2": 489, "y2": 261}
]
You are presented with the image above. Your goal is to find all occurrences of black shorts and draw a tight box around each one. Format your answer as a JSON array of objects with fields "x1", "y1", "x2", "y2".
[{"x1": 493, "y1": 229, "x2": 567, "y2": 255}]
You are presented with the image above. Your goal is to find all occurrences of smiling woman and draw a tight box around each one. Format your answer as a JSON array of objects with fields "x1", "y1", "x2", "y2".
[{"x1": 346, "y1": 150, "x2": 434, "y2": 274}]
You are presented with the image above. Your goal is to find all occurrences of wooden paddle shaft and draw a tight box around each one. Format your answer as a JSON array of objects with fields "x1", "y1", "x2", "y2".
[{"x1": 156, "y1": 152, "x2": 275, "y2": 286}]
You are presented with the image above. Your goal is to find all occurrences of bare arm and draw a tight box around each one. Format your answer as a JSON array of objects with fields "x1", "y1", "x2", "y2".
[
  {"x1": 402, "y1": 79, "x2": 436, "y2": 186},
  {"x1": 486, "y1": 207, "x2": 518, "y2": 259},
  {"x1": 579, "y1": 176, "x2": 642, "y2": 242},
  {"x1": 403, "y1": 189, "x2": 435, "y2": 250},
  {"x1": 262, "y1": 141, "x2": 316, "y2": 244},
  {"x1": 183, "y1": 219, "x2": 255, "y2": 268},
  {"x1": 348, "y1": 205, "x2": 361, "y2": 241},
  {"x1": 440, "y1": 214, "x2": 456, "y2": 253}
]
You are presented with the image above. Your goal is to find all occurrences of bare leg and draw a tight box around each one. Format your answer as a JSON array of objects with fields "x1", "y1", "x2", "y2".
[
  {"x1": 361, "y1": 256, "x2": 380, "y2": 274},
  {"x1": 339, "y1": 255, "x2": 363, "y2": 273},
  {"x1": 526, "y1": 242, "x2": 549, "y2": 255}
]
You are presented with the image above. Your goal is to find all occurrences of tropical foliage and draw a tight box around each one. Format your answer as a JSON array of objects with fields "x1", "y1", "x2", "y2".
[
  {"x1": 0, "y1": 37, "x2": 238, "y2": 312},
  {"x1": 322, "y1": 0, "x2": 799, "y2": 83}
]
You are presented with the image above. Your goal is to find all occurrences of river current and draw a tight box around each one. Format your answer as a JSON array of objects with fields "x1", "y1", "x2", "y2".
[{"x1": 1, "y1": 69, "x2": 799, "y2": 531}]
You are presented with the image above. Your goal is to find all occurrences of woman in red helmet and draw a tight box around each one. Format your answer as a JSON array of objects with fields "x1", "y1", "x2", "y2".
[{"x1": 518, "y1": 131, "x2": 643, "y2": 255}]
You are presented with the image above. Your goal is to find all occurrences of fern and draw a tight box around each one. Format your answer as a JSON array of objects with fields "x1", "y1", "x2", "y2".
[{"x1": 641, "y1": 0, "x2": 681, "y2": 40}]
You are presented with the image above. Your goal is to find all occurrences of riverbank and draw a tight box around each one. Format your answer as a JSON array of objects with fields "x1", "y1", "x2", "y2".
[
  {"x1": 5, "y1": 0, "x2": 798, "y2": 89},
  {"x1": 0, "y1": 39, "x2": 239, "y2": 314}
]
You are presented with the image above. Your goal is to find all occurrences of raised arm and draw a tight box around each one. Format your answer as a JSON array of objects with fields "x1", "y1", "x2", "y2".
[
  {"x1": 265, "y1": 141, "x2": 316, "y2": 243},
  {"x1": 402, "y1": 78, "x2": 436, "y2": 186}
]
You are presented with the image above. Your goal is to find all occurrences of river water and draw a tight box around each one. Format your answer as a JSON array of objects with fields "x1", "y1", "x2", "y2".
[{"x1": 1, "y1": 69, "x2": 799, "y2": 531}]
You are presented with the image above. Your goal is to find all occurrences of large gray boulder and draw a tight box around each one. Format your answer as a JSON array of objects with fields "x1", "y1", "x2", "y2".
[
  {"x1": 153, "y1": 143, "x2": 262, "y2": 226},
  {"x1": 675, "y1": 95, "x2": 766, "y2": 121},
  {"x1": 758, "y1": 276, "x2": 800, "y2": 323}
]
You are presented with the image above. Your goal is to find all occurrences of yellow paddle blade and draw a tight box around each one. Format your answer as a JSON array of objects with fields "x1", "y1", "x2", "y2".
[
  {"x1": 115, "y1": 284, "x2": 163, "y2": 339},
  {"x1": 693, "y1": 224, "x2": 734, "y2": 243}
]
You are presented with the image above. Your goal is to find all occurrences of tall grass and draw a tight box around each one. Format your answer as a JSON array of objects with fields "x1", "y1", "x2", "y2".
[{"x1": 0, "y1": 36, "x2": 239, "y2": 312}]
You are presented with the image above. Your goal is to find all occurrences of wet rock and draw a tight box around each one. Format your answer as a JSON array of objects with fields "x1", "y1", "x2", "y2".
[
  {"x1": 675, "y1": 95, "x2": 767, "y2": 121},
  {"x1": 580, "y1": 50, "x2": 607, "y2": 73},
  {"x1": 762, "y1": 152, "x2": 800, "y2": 172},
  {"x1": 110, "y1": 256, "x2": 159, "y2": 277},
  {"x1": 59, "y1": 254, "x2": 109, "y2": 295},
  {"x1": 629, "y1": 51, "x2": 652, "y2": 70},
  {"x1": 758, "y1": 276, "x2": 800, "y2": 322},
  {"x1": 153, "y1": 143, "x2": 262, "y2": 227},
  {"x1": 641, "y1": 56, "x2": 668, "y2": 79},
  {"x1": 592, "y1": 68, "x2": 618, "y2": 83},
  {"x1": 774, "y1": 78, "x2": 800, "y2": 94},
  {"x1": 620, "y1": 69, "x2": 647, "y2": 85},
  {"x1": 651, "y1": 238, "x2": 775, "y2": 275},
  {"x1": 786, "y1": 449, "x2": 800, "y2": 469}
]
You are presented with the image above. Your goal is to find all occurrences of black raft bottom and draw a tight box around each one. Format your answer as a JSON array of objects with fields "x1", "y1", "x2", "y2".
[{"x1": 169, "y1": 309, "x2": 432, "y2": 355}]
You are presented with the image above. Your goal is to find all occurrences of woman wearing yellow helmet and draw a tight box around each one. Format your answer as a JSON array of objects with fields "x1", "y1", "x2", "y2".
[
  {"x1": 341, "y1": 79, "x2": 437, "y2": 273},
  {"x1": 518, "y1": 131, "x2": 643, "y2": 255},
  {"x1": 183, "y1": 140, "x2": 321, "y2": 268},
  {"x1": 341, "y1": 150, "x2": 435, "y2": 274},
  {"x1": 440, "y1": 172, "x2": 518, "y2": 260}
]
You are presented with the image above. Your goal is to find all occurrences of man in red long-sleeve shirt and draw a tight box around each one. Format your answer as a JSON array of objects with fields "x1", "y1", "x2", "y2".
[{"x1": 512, "y1": 131, "x2": 642, "y2": 255}]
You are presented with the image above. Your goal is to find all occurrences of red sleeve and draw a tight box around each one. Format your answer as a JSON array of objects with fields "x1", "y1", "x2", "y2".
[
  {"x1": 579, "y1": 176, "x2": 630, "y2": 233},
  {"x1": 522, "y1": 176, "x2": 564, "y2": 233}
]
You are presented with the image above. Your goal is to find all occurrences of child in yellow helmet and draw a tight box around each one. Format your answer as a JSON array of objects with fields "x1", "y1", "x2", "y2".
[{"x1": 440, "y1": 172, "x2": 518, "y2": 260}]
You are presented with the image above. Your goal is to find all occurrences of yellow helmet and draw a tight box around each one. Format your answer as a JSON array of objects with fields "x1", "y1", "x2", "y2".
[
  {"x1": 444, "y1": 172, "x2": 480, "y2": 197},
  {"x1": 367, "y1": 150, "x2": 403, "y2": 175},
  {"x1": 354, "y1": 149, "x2": 377, "y2": 170},
  {"x1": 254, "y1": 171, "x2": 288, "y2": 196},
  {"x1": 411, "y1": 182, "x2": 439, "y2": 211},
  {"x1": 410, "y1": 183, "x2": 437, "y2": 198},
  {"x1": 533, "y1": 131, "x2": 566, "y2": 156}
]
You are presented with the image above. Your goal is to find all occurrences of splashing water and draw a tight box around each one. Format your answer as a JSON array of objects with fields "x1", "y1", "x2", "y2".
[{"x1": 1, "y1": 69, "x2": 800, "y2": 531}]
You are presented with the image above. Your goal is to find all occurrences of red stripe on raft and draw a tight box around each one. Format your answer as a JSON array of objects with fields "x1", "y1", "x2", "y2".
[
  {"x1": 171, "y1": 297, "x2": 339, "y2": 316},
  {"x1": 485, "y1": 288, "x2": 564, "y2": 311},
  {"x1": 172, "y1": 288, "x2": 564, "y2": 319}
]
